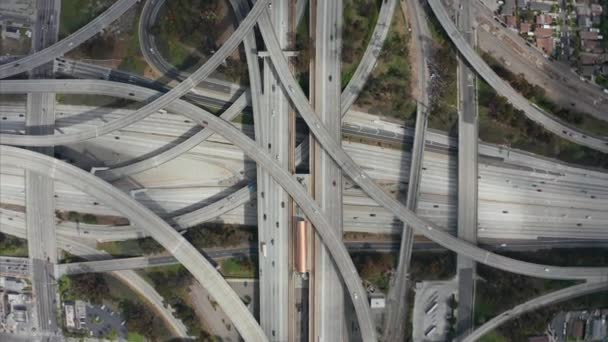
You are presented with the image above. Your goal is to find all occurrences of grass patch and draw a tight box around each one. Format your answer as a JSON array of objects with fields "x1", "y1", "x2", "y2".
[
  {"x1": 475, "y1": 248, "x2": 608, "y2": 340},
  {"x1": 483, "y1": 53, "x2": 608, "y2": 137},
  {"x1": 98, "y1": 238, "x2": 165, "y2": 257},
  {"x1": 479, "y1": 330, "x2": 509, "y2": 342},
  {"x1": 0, "y1": 233, "x2": 27, "y2": 257},
  {"x1": 117, "y1": 5, "x2": 148, "y2": 75},
  {"x1": 356, "y1": 5, "x2": 416, "y2": 121},
  {"x1": 220, "y1": 256, "x2": 257, "y2": 278},
  {"x1": 474, "y1": 264, "x2": 576, "y2": 327},
  {"x1": 232, "y1": 112, "x2": 253, "y2": 125},
  {"x1": 151, "y1": 0, "x2": 247, "y2": 83},
  {"x1": 342, "y1": 0, "x2": 381, "y2": 87},
  {"x1": 59, "y1": 0, "x2": 113, "y2": 38},
  {"x1": 127, "y1": 332, "x2": 145, "y2": 342},
  {"x1": 478, "y1": 79, "x2": 608, "y2": 168},
  {"x1": 56, "y1": 94, "x2": 139, "y2": 109}
]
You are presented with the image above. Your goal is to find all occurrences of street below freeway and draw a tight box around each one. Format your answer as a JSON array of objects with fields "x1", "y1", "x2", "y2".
[
  {"x1": 454, "y1": 0, "x2": 479, "y2": 335},
  {"x1": 0, "y1": 222, "x2": 189, "y2": 338},
  {"x1": 427, "y1": 0, "x2": 608, "y2": 153},
  {"x1": 25, "y1": 1, "x2": 61, "y2": 337},
  {"x1": 473, "y1": 1, "x2": 608, "y2": 119},
  {"x1": 0, "y1": 145, "x2": 267, "y2": 341}
]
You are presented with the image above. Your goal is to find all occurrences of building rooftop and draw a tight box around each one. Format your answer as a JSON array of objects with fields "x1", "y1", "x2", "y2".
[
  {"x1": 535, "y1": 27, "x2": 554, "y2": 38},
  {"x1": 536, "y1": 36, "x2": 555, "y2": 54}
]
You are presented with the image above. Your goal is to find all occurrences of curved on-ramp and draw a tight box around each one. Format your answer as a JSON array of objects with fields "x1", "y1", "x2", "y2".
[
  {"x1": 95, "y1": 90, "x2": 249, "y2": 181},
  {"x1": 340, "y1": 0, "x2": 397, "y2": 115},
  {"x1": 256, "y1": 12, "x2": 608, "y2": 282},
  {"x1": 0, "y1": 79, "x2": 377, "y2": 341},
  {"x1": 3, "y1": 78, "x2": 608, "y2": 340},
  {"x1": 0, "y1": 0, "x2": 269, "y2": 147},
  {"x1": 461, "y1": 280, "x2": 608, "y2": 341},
  {"x1": 84, "y1": 0, "x2": 392, "y2": 182},
  {"x1": 0, "y1": 0, "x2": 139, "y2": 79},
  {"x1": 0, "y1": 145, "x2": 267, "y2": 341},
  {"x1": 427, "y1": 0, "x2": 608, "y2": 153}
]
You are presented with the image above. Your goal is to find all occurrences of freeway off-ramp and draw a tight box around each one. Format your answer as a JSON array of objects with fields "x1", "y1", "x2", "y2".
[
  {"x1": 2, "y1": 79, "x2": 608, "y2": 282},
  {"x1": 0, "y1": 77, "x2": 604, "y2": 342},
  {"x1": 428, "y1": 0, "x2": 608, "y2": 153},
  {"x1": 0, "y1": 145, "x2": 268, "y2": 341},
  {"x1": 0, "y1": 0, "x2": 139, "y2": 79},
  {"x1": 2, "y1": 76, "x2": 607, "y2": 318}
]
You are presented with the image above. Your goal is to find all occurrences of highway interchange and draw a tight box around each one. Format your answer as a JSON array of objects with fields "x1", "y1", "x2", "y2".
[{"x1": 1, "y1": 0, "x2": 607, "y2": 340}]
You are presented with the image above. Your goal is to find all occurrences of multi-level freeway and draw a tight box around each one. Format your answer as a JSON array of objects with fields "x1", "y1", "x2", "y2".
[
  {"x1": 383, "y1": 0, "x2": 432, "y2": 336},
  {"x1": 0, "y1": 0, "x2": 269, "y2": 147},
  {"x1": 26, "y1": 1, "x2": 62, "y2": 338},
  {"x1": 311, "y1": 1, "x2": 348, "y2": 340},
  {"x1": 427, "y1": 0, "x2": 608, "y2": 153},
  {"x1": 1, "y1": 145, "x2": 267, "y2": 341},
  {"x1": 257, "y1": 15, "x2": 607, "y2": 282},
  {"x1": 339, "y1": 0, "x2": 397, "y2": 114},
  {"x1": 3, "y1": 77, "x2": 608, "y2": 340},
  {"x1": 454, "y1": 0, "x2": 479, "y2": 335},
  {"x1": 3, "y1": 100, "x2": 608, "y2": 243},
  {"x1": 256, "y1": 2, "x2": 292, "y2": 339}
]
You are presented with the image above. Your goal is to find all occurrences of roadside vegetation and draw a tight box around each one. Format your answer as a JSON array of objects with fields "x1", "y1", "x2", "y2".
[
  {"x1": 98, "y1": 237, "x2": 165, "y2": 257},
  {"x1": 483, "y1": 53, "x2": 608, "y2": 136},
  {"x1": 478, "y1": 79, "x2": 608, "y2": 168},
  {"x1": 424, "y1": 4, "x2": 458, "y2": 134},
  {"x1": 475, "y1": 248, "x2": 608, "y2": 340},
  {"x1": 356, "y1": 7, "x2": 416, "y2": 121},
  {"x1": 58, "y1": 273, "x2": 170, "y2": 339},
  {"x1": 152, "y1": 0, "x2": 247, "y2": 84},
  {"x1": 352, "y1": 250, "x2": 455, "y2": 339},
  {"x1": 0, "y1": 233, "x2": 27, "y2": 257},
  {"x1": 220, "y1": 256, "x2": 258, "y2": 278},
  {"x1": 61, "y1": 1, "x2": 148, "y2": 76},
  {"x1": 55, "y1": 94, "x2": 140, "y2": 109},
  {"x1": 294, "y1": 4, "x2": 311, "y2": 95},
  {"x1": 139, "y1": 264, "x2": 207, "y2": 337},
  {"x1": 117, "y1": 4, "x2": 148, "y2": 75},
  {"x1": 351, "y1": 251, "x2": 455, "y2": 294},
  {"x1": 342, "y1": 0, "x2": 381, "y2": 88},
  {"x1": 59, "y1": 0, "x2": 114, "y2": 38},
  {"x1": 489, "y1": 290, "x2": 608, "y2": 341},
  {"x1": 184, "y1": 223, "x2": 256, "y2": 249},
  {"x1": 601, "y1": 0, "x2": 608, "y2": 50}
]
